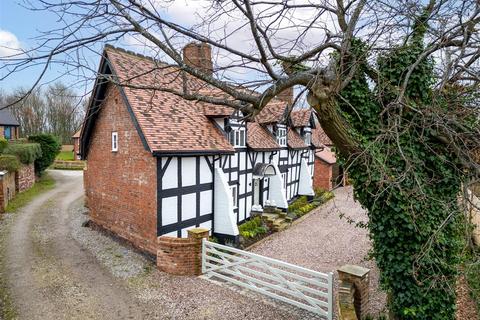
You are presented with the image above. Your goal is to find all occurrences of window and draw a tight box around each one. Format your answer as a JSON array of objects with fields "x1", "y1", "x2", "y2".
[
  {"x1": 4, "y1": 127, "x2": 11, "y2": 140},
  {"x1": 111, "y1": 132, "x2": 118, "y2": 152},
  {"x1": 304, "y1": 132, "x2": 311, "y2": 145},
  {"x1": 282, "y1": 173, "x2": 287, "y2": 189},
  {"x1": 276, "y1": 126, "x2": 287, "y2": 147},
  {"x1": 229, "y1": 127, "x2": 246, "y2": 147},
  {"x1": 231, "y1": 185, "x2": 238, "y2": 208}
]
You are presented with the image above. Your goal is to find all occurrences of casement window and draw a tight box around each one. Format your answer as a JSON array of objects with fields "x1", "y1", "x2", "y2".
[
  {"x1": 111, "y1": 131, "x2": 118, "y2": 152},
  {"x1": 231, "y1": 185, "x2": 238, "y2": 208},
  {"x1": 276, "y1": 126, "x2": 287, "y2": 147},
  {"x1": 229, "y1": 127, "x2": 246, "y2": 148},
  {"x1": 282, "y1": 173, "x2": 287, "y2": 189}
]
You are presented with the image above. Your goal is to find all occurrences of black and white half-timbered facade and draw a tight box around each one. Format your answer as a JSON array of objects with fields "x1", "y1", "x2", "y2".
[{"x1": 81, "y1": 44, "x2": 327, "y2": 252}]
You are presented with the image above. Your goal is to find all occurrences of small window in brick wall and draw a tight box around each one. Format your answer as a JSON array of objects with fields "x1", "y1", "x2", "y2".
[{"x1": 112, "y1": 132, "x2": 118, "y2": 152}]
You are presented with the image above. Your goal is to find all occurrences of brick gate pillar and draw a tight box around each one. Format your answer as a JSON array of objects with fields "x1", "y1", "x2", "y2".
[
  {"x1": 157, "y1": 228, "x2": 209, "y2": 276},
  {"x1": 337, "y1": 264, "x2": 371, "y2": 319}
]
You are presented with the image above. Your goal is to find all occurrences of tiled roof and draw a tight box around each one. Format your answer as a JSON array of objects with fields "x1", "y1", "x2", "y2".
[
  {"x1": 290, "y1": 108, "x2": 311, "y2": 127},
  {"x1": 87, "y1": 46, "x2": 322, "y2": 154},
  {"x1": 72, "y1": 130, "x2": 81, "y2": 138},
  {"x1": 0, "y1": 108, "x2": 19, "y2": 126},
  {"x1": 105, "y1": 46, "x2": 235, "y2": 154},
  {"x1": 255, "y1": 100, "x2": 288, "y2": 124},
  {"x1": 287, "y1": 128, "x2": 308, "y2": 149},
  {"x1": 312, "y1": 126, "x2": 332, "y2": 147},
  {"x1": 316, "y1": 147, "x2": 336, "y2": 164},
  {"x1": 247, "y1": 122, "x2": 280, "y2": 150}
]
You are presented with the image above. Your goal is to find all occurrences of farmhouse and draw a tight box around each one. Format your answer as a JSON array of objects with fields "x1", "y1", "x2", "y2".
[{"x1": 81, "y1": 43, "x2": 328, "y2": 254}]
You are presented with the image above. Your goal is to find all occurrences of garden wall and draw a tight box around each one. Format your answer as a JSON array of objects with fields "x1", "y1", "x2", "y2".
[
  {"x1": 0, "y1": 171, "x2": 16, "y2": 213},
  {"x1": 16, "y1": 163, "x2": 35, "y2": 192}
]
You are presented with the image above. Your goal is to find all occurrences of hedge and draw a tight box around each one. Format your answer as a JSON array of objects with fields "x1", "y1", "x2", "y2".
[
  {"x1": 0, "y1": 155, "x2": 20, "y2": 172},
  {"x1": 3, "y1": 143, "x2": 42, "y2": 165},
  {"x1": 28, "y1": 134, "x2": 61, "y2": 174}
]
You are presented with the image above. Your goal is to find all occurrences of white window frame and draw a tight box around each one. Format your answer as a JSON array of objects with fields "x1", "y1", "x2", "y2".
[
  {"x1": 229, "y1": 127, "x2": 246, "y2": 148},
  {"x1": 304, "y1": 132, "x2": 311, "y2": 145},
  {"x1": 231, "y1": 185, "x2": 238, "y2": 208},
  {"x1": 111, "y1": 131, "x2": 118, "y2": 152},
  {"x1": 276, "y1": 126, "x2": 287, "y2": 147}
]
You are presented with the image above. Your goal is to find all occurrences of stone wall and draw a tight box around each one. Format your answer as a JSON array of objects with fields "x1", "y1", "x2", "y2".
[
  {"x1": 16, "y1": 163, "x2": 35, "y2": 193},
  {"x1": 157, "y1": 228, "x2": 209, "y2": 276},
  {"x1": 84, "y1": 84, "x2": 158, "y2": 254}
]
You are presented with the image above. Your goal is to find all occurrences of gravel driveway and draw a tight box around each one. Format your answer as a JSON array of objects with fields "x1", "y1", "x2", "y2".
[
  {"x1": 250, "y1": 187, "x2": 387, "y2": 316},
  {"x1": 0, "y1": 170, "x2": 320, "y2": 320}
]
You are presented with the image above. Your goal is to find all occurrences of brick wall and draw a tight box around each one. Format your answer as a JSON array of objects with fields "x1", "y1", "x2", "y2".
[
  {"x1": 0, "y1": 171, "x2": 16, "y2": 213},
  {"x1": 84, "y1": 84, "x2": 158, "y2": 254},
  {"x1": 313, "y1": 157, "x2": 333, "y2": 190},
  {"x1": 16, "y1": 163, "x2": 35, "y2": 193},
  {"x1": 157, "y1": 228, "x2": 209, "y2": 276},
  {"x1": 73, "y1": 137, "x2": 80, "y2": 159}
]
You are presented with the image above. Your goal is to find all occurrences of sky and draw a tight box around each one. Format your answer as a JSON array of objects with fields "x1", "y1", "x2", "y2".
[
  {"x1": 0, "y1": 0, "x2": 81, "y2": 92},
  {"x1": 0, "y1": 0, "x2": 336, "y2": 99}
]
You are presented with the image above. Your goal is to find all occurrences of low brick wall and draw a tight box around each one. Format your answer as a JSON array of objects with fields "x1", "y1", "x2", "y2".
[
  {"x1": 157, "y1": 228, "x2": 209, "y2": 276},
  {"x1": 16, "y1": 163, "x2": 35, "y2": 193},
  {"x1": 53, "y1": 160, "x2": 86, "y2": 170},
  {"x1": 0, "y1": 171, "x2": 16, "y2": 213}
]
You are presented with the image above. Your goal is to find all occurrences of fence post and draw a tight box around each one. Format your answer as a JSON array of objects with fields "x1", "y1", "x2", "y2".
[{"x1": 337, "y1": 264, "x2": 370, "y2": 319}]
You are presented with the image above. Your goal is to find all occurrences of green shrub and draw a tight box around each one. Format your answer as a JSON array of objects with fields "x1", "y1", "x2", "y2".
[
  {"x1": 239, "y1": 216, "x2": 268, "y2": 239},
  {"x1": 288, "y1": 196, "x2": 308, "y2": 212},
  {"x1": 0, "y1": 155, "x2": 20, "y2": 172},
  {"x1": 28, "y1": 134, "x2": 61, "y2": 174},
  {"x1": 465, "y1": 254, "x2": 480, "y2": 311},
  {"x1": 3, "y1": 143, "x2": 42, "y2": 164},
  {"x1": 0, "y1": 138, "x2": 8, "y2": 153}
]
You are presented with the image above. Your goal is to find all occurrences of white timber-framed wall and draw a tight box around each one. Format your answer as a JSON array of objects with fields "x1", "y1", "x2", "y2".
[{"x1": 156, "y1": 112, "x2": 316, "y2": 239}]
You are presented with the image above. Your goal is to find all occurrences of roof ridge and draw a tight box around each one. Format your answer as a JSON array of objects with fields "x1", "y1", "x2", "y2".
[{"x1": 104, "y1": 44, "x2": 167, "y2": 66}]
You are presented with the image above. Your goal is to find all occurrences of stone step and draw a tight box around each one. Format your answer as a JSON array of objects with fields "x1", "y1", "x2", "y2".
[
  {"x1": 284, "y1": 216, "x2": 293, "y2": 223},
  {"x1": 272, "y1": 218, "x2": 286, "y2": 226},
  {"x1": 273, "y1": 222, "x2": 290, "y2": 232},
  {"x1": 262, "y1": 213, "x2": 279, "y2": 221},
  {"x1": 278, "y1": 211, "x2": 287, "y2": 218}
]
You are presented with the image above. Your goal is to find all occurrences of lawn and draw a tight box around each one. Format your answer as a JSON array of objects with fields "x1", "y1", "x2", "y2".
[
  {"x1": 56, "y1": 150, "x2": 74, "y2": 161},
  {"x1": 5, "y1": 174, "x2": 55, "y2": 213}
]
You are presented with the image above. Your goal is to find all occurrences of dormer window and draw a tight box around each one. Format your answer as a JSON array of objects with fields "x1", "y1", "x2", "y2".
[
  {"x1": 229, "y1": 127, "x2": 246, "y2": 147},
  {"x1": 276, "y1": 125, "x2": 287, "y2": 147}
]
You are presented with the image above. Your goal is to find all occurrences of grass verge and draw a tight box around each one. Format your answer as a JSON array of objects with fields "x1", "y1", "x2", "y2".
[
  {"x1": 5, "y1": 174, "x2": 55, "y2": 213},
  {"x1": 56, "y1": 151, "x2": 74, "y2": 161}
]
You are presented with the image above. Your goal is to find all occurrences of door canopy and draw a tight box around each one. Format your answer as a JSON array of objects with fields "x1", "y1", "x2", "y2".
[{"x1": 252, "y1": 163, "x2": 276, "y2": 178}]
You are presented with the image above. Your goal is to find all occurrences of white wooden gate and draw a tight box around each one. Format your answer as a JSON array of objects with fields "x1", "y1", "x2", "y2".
[{"x1": 202, "y1": 239, "x2": 333, "y2": 319}]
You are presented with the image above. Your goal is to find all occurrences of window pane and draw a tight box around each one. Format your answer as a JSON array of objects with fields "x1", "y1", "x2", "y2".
[
  {"x1": 229, "y1": 131, "x2": 235, "y2": 144},
  {"x1": 240, "y1": 130, "x2": 245, "y2": 146},
  {"x1": 235, "y1": 131, "x2": 240, "y2": 146}
]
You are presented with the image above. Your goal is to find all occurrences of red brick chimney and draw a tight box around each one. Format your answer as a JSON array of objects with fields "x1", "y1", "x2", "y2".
[
  {"x1": 183, "y1": 42, "x2": 213, "y2": 76},
  {"x1": 277, "y1": 87, "x2": 294, "y2": 105}
]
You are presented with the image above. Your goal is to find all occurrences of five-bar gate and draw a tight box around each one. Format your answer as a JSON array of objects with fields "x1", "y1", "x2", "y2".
[{"x1": 202, "y1": 239, "x2": 333, "y2": 319}]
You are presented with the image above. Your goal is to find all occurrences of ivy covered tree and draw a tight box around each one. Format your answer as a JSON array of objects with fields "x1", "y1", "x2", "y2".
[{"x1": 2, "y1": 0, "x2": 479, "y2": 318}]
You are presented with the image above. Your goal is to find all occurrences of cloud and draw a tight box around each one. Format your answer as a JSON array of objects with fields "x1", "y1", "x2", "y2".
[{"x1": 0, "y1": 29, "x2": 22, "y2": 58}]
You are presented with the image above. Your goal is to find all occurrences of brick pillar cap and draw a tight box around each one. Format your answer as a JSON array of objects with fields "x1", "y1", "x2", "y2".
[
  {"x1": 187, "y1": 228, "x2": 209, "y2": 239},
  {"x1": 187, "y1": 227, "x2": 209, "y2": 234},
  {"x1": 338, "y1": 264, "x2": 370, "y2": 278}
]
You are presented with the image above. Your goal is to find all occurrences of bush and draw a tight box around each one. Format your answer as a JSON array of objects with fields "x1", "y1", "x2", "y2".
[
  {"x1": 239, "y1": 216, "x2": 268, "y2": 239},
  {"x1": 28, "y1": 134, "x2": 61, "y2": 174},
  {"x1": 3, "y1": 143, "x2": 42, "y2": 164},
  {"x1": 0, "y1": 138, "x2": 8, "y2": 153},
  {"x1": 0, "y1": 155, "x2": 20, "y2": 172},
  {"x1": 288, "y1": 196, "x2": 308, "y2": 212}
]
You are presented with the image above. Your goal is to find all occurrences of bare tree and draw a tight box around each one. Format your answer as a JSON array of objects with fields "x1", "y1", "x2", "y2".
[
  {"x1": 1, "y1": 0, "x2": 479, "y2": 318},
  {"x1": 6, "y1": 87, "x2": 47, "y2": 137},
  {"x1": 45, "y1": 82, "x2": 85, "y2": 144}
]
